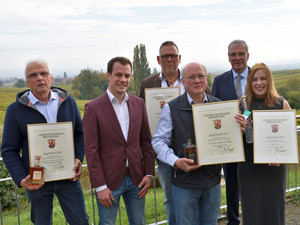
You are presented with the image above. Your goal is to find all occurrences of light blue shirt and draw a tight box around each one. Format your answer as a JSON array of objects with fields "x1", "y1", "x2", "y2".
[
  {"x1": 152, "y1": 93, "x2": 208, "y2": 167},
  {"x1": 232, "y1": 67, "x2": 248, "y2": 96},
  {"x1": 28, "y1": 90, "x2": 59, "y2": 123}
]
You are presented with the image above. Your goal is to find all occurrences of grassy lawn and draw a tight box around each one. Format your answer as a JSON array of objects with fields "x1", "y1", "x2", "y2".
[{"x1": 2, "y1": 170, "x2": 299, "y2": 225}]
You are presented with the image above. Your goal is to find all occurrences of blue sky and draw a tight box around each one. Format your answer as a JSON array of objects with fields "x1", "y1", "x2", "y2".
[{"x1": 1, "y1": 0, "x2": 300, "y2": 78}]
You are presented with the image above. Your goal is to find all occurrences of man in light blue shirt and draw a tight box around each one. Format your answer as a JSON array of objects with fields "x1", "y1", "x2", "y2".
[
  {"x1": 152, "y1": 62, "x2": 221, "y2": 225},
  {"x1": 1, "y1": 60, "x2": 89, "y2": 225}
]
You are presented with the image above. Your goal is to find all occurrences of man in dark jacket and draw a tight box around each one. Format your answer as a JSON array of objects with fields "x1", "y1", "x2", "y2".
[{"x1": 1, "y1": 60, "x2": 89, "y2": 225}]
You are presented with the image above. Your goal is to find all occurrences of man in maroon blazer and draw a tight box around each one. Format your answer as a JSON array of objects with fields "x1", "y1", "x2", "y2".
[{"x1": 83, "y1": 56, "x2": 155, "y2": 225}]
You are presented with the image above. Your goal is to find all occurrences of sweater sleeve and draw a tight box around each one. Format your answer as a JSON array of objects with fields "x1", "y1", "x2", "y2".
[{"x1": 1, "y1": 104, "x2": 28, "y2": 186}]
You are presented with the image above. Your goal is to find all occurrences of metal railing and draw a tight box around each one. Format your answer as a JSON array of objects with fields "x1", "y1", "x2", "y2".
[
  {"x1": 0, "y1": 116, "x2": 299, "y2": 225},
  {"x1": 1, "y1": 161, "x2": 299, "y2": 224}
]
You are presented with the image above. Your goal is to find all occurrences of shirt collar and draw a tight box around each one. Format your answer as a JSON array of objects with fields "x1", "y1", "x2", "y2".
[
  {"x1": 232, "y1": 67, "x2": 249, "y2": 79},
  {"x1": 159, "y1": 69, "x2": 182, "y2": 81},
  {"x1": 107, "y1": 89, "x2": 128, "y2": 103},
  {"x1": 187, "y1": 92, "x2": 208, "y2": 105},
  {"x1": 28, "y1": 90, "x2": 57, "y2": 104}
]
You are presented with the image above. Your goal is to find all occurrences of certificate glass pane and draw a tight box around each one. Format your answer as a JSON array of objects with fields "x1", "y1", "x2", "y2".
[
  {"x1": 27, "y1": 122, "x2": 75, "y2": 182},
  {"x1": 253, "y1": 110, "x2": 299, "y2": 164},
  {"x1": 145, "y1": 87, "x2": 180, "y2": 136},
  {"x1": 193, "y1": 100, "x2": 245, "y2": 165}
]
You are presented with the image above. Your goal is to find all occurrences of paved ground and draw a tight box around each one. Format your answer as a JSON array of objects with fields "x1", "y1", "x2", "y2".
[{"x1": 218, "y1": 196, "x2": 300, "y2": 225}]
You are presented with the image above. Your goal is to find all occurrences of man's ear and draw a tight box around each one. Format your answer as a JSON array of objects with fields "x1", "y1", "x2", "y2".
[
  {"x1": 157, "y1": 56, "x2": 161, "y2": 65},
  {"x1": 106, "y1": 72, "x2": 110, "y2": 80}
]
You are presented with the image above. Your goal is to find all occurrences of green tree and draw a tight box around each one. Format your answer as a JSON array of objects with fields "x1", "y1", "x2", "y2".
[
  {"x1": 132, "y1": 44, "x2": 151, "y2": 96},
  {"x1": 207, "y1": 74, "x2": 213, "y2": 93},
  {"x1": 14, "y1": 79, "x2": 26, "y2": 88},
  {"x1": 152, "y1": 67, "x2": 158, "y2": 75},
  {"x1": 71, "y1": 69, "x2": 108, "y2": 100},
  {"x1": 0, "y1": 80, "x2": 3, "y2": 86}
]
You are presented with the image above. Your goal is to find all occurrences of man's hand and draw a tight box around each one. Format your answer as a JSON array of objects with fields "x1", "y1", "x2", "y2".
[
  {"x1": 138, "y1": 176, "x2": 152, "y2": 198},
  {"x1": 72, "y1": 158, "x2": 82, "y2": 182},
  {"x1": 97, "y1": 188, "x2": 115, "y2": 208},
  {"x1": 20, "y1": 175, "x2": 44, "y2": 190},
  {"x1": 174, "y1": 158, "x2": 201, "y2": 172}
]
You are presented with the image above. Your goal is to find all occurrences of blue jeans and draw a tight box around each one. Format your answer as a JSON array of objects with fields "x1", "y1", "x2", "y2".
[
  {"x1": 26, "y1": 180, "x2": 89, "y2": 225},
  {"x1": 156, "y1": 158, "x2": 175, "y2": 224},
  {"x1": 96, "y1": 174, "x2": 145, "y2": 225},
  {"x1": 223, "y1": 163, "x2": 240, "y2": 225},
  {"x1": 172, "y1": 183, "x2": 221, "y2": 225}
]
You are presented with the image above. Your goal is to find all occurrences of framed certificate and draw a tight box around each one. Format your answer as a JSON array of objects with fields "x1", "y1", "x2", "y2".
[
  {"x1": 27, "y1": 122, "x2": 75, "y2": 182},
  {"x1": 253, "y1": 110, "x2": 299, "y2": 164},
  {"x1": 145, "y1": 87, "x2": 180, "y2": 136},
  {"x1": 192, "y1": 100, "x2": 245, "y2": 165}
]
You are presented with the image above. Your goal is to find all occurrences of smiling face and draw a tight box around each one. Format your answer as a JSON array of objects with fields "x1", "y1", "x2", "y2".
[
  {"x1": 228, "y1": 43, "x2": 249, "y2": 74},
  {"x1": 251, "y1": 69, "x2": 268, "y2": 98},
  {"x1": 157, "y1": 44, "x2": 181, "y2": 77},
  {"x1": 183, "y1": 63, "x2": 207, "y2": 101},
  {"x1": 107, "y1": 61, "x2": 131, "y2": 101},
  {"x1": 26, "y1": 62, "x2": 53, "y2": 99}
]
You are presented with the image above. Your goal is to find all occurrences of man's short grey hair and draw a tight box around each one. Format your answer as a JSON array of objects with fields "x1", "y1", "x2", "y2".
[
  {"x1": 25, "y1": 59, "x2": 49, "y2": 79},
  {"x1": 181, "y1": 62, "x2": 207, "y2": 78},
  {"x1": 228, "y1": 39, "x2": 248, "y2": 56},
  {"x1": 159, "y1": 41, "x2": 179, "y2": 55}
]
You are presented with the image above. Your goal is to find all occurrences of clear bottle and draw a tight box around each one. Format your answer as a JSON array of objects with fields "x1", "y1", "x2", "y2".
[
  {"x1": 29, "y1": 156, "x2": 44, "y2": 184},
  {"x1": 184, "y1": 135, "x2": 198, "y2": 165},
  {"x1": 242, "y1": 97, "x2": 253, "y2": 144}
]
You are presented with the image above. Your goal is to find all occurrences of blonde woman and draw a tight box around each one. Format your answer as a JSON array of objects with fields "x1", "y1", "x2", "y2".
[{"x1": 238, "y1": 63, "x2": 291, "y2": 225}]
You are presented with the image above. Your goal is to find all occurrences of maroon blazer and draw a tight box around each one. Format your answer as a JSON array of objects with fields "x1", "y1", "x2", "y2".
[{"x1": 82, "y1": 92, "x2": 155, "y2": 190}]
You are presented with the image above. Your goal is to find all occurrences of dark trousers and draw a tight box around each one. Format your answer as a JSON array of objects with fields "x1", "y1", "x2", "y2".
[{"x1": 224, "y1": 163, "x2": 240, "y2": 225}]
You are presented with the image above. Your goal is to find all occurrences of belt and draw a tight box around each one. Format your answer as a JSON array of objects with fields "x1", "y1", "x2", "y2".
[{"x1": 124, "y1": 168, "x2": 130, "y2": 175}]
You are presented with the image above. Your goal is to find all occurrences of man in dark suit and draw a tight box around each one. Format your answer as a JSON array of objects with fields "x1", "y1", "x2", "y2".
[
  {"x1": 212, "y1": 39, "x2": 250, "y2": 225},
  {"x1": 83, "y1": 56, "x2": 155, "y2": 225},
  {"x1": 139, "y1": 41, "x2": 184, "y2": 224}
]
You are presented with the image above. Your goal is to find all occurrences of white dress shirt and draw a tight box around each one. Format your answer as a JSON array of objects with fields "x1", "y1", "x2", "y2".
[{"x1": 95, "y1": 89, "x2": 130, "y2": 192}]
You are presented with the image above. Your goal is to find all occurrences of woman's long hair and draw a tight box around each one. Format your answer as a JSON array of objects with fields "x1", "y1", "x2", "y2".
[{"x1": 244, "y1": 63, "x2": 279, "y2": 109}]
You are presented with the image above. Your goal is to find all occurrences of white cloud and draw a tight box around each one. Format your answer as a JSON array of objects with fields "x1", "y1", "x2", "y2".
[{"x1": 0, "y1": 0, "x2": 299, "y2": 78}]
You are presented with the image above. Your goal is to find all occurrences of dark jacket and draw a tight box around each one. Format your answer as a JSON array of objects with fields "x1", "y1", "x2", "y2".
[
  {"x1": 1, "y1": 87, "x2": 85, "y2": 186},
  {"x1": 168, "y1": 92, "x2": 222, "y2": 189},
  {"x1": 212, "y1": 67, "x2": 250, "y2": 101}
]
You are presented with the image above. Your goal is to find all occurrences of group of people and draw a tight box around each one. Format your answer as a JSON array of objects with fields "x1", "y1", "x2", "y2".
[{"x1": 1, "y1": 39, "x2": 291, "y2": 225}]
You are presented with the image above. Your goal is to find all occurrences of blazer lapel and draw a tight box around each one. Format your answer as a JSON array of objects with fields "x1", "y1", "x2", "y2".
[
  {"x1": 102, "y1": 93, "x2": 127, "y2": 142},
  {"x1": 126, "y1": 95, "x2": 139, "y2": 143}
]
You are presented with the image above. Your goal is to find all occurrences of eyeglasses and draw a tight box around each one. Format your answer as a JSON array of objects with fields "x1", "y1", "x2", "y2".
[
  {"x1": 186, "y1": 75, "x2": 206, "y2": 82},
  {"x1": 160, "y1": 54, "x2": 179, "y2": 61},
  {"x1": 27, "y1": 71, "x2": 50, "y2": 79}
]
